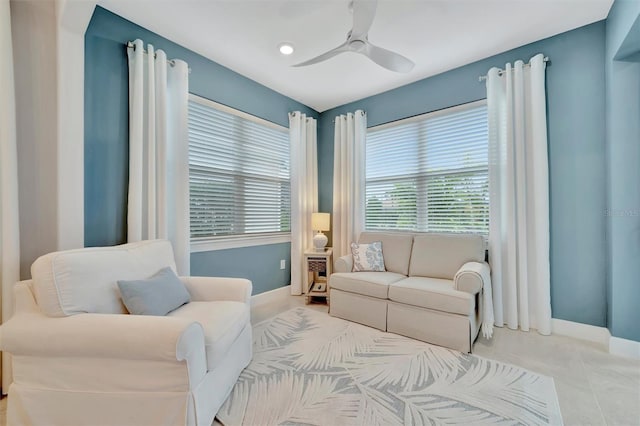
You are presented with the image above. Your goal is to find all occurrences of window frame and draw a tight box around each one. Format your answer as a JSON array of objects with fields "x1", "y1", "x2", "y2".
[
  {"x1": 188, "y1": 94, "x2": 291, "y2": 253},
  {"x1": 364, "y1": 99, "x2": 489, "y2": 235}
]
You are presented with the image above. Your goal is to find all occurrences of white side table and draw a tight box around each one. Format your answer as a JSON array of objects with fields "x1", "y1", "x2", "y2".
[{"x1": 303, "y1": 248, "x2": 332, "y2": 305}]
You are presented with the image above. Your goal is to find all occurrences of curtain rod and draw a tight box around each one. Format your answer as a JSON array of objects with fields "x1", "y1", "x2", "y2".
[
  {"x1": 126, "y1": 41, "x2": 192, "y2": 74},
  {"x1": 331, "y1": 110, "x2": 366, "y2": 123},
  {"x1": 478, "y1": 56, "x2": 549, "y2": 82}
]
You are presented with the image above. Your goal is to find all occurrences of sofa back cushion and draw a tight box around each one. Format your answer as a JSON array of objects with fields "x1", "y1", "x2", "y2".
[
  {"x1": 31, "y1": 240, "x2": 177, "y2": 317},
  {"x1": 358, "y1": 232, "x2": 414, "y2": 276},
  {"x1": 409, "y1": 233, "x2": 484, "y2": 279}
]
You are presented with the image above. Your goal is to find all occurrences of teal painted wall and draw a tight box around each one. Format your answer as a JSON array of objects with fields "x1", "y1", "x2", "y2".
[
  {"x1": 605, "y1": 0, "x2": 640, "y2": 342},
  {"x1": 318, "y1": 22, "x2": 608, "y2": 327},
  {"x1": 84, "y1": 5, "x2": 636, "y2": 331},
  {"x1": 84, "y1": 6, "x2": 318, "y2": 294},
  {"x1": 191, "y1": 243, "x2": 291, "y2": 295}
]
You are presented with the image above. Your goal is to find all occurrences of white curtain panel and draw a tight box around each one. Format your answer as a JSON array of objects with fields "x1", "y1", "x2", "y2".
[
  {"x1": 332, "y1": 111, "x2": 366, "y2": 259},
  {"x1": 0, "y1": 0, "x2": 19, "y2": 391},
  {"x1": 127, "y1": 39, "x2": 190, "y2": 275},
  {"x1": 289, "y1": 112, "x2": 318, "y2": 295},
  {"x1": 486, "y1": 53, "x2": 552, "y2": 335}
]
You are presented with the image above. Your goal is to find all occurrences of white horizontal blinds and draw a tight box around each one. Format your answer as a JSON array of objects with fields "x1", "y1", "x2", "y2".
[
  {"x1": 366, "y1": 102, "x2": 489, "y2": 234},
  {"x1": 366, "y1": 121, "x2": 421, "y2": 230},
  {"x1": 188, "y1": 98, "x2": 290, "y2": 239}
]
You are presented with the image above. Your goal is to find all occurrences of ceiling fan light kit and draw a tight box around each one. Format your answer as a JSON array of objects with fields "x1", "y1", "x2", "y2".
[
  {"x1": 278, "y1": 42, "x2": 295, "y2": 55},
  {"x1": 293, "y1": 0, "x2": 415, "y2": 73}
]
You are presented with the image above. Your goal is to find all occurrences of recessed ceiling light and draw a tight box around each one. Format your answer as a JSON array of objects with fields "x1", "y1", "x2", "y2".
[{"x1": 278, "y1": 43, "x2": 294, "y2": 56}]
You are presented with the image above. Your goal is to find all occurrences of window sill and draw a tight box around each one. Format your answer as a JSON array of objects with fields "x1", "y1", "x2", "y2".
[{"x1": 191, "y1": 233, "x2": 292, "y2": 252}]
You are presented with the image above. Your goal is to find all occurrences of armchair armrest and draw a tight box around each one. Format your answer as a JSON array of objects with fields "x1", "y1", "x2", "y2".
[
  {"x1": 0, "y1": 282, "x2": 208, "y2": 388},
  {"x1": 180, "y1": 276, "x2": 252, "y2": 304},
  {"x1": 0, "y1": 311, "x2": 205, "y2": 364},
  {"x1": 0, "y1": 312, "x2": 207, "y2": 389},
  {"x1": 334, "y1": 255, "x2": 353, "y2": 273},
  {"x1": 454, "y1": 261, "x2": 490, "y2": 294}
]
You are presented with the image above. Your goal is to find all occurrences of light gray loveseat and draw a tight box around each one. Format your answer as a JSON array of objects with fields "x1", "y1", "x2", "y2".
[{"x1": 329, "y1": 232, "x2": 490, "y2": 353}]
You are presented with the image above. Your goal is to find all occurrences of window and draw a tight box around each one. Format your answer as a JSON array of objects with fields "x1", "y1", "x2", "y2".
[
  {"x1": 188, "y1": 95, "x2": 290, "y2": 251},
  {"x1": 365, "y1": 101, "x2": 488, "y2": 234}
]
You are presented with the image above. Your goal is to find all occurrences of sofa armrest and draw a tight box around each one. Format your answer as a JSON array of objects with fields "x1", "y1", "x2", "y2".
[
  {"x1": 334, "y1": 255, "x2": 353, "y2": 273},
  {"x1": 180, "y1": 276, "x2": 252, "y2": 304},
  {"x1": 454, "y1": 261, "x2": 490, "y2": 294}
]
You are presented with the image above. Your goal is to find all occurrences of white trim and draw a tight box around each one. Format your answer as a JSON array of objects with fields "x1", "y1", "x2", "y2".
[
  {"x1": 609, "y1": 336, "x2": 640, "y2": 360},
  {"x1": 55, "y1": 0, "x2": 96, "y2": 250},
  {"x1": 551, "y1": 318, "x2": 610, "y2": 346},
  {"x1": 251, "y1": 285, "x2": 291, "y2": 307},
  {"x1": 56, "y1": 26, "x2": 85, "y2": 250},
  {"x1": 367, "y1": 99, "x2": 487, "y2": 132},
  {"x1": 551, "y1": 318, "x2": 640, "y2": 360},
  {"x1": 191, "y1": 233, "x2": 291, "y2": 252},
  {"x1": 188, "y1": 93, "x2": 287, "y2": 132}
]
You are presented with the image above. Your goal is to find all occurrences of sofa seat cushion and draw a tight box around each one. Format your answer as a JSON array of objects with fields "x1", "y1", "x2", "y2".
[
  {"x1": 330, "y1": 272, "x2": 406, "y2": 299},
  {"x1": 388, "y1": 277, "x2": 475, "y2": 316},
  {"x1": 168, "y1": 301, "x2": 249, "y2": 370}
]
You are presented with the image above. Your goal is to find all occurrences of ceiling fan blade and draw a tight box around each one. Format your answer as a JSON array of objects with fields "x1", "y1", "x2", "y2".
[
  {"x1": 351, "y1": 0, "x2": 378, "y2": 39},
  {"x1": 292, "y1": 42, "x2": 349, "y2": 67},
  {"x1": 365, "y1": 43, "x2": 415, "y2": 73}
]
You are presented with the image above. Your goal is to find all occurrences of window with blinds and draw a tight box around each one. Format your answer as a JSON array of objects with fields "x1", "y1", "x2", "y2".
[
  {"x1": 365, "y1": 101, "x2": 489, "y2": 234},
  {"x1": 188, "y1": 95, "x2": 290, "y2": 243}
]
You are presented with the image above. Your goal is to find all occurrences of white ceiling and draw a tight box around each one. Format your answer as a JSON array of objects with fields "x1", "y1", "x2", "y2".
[{"x1": 98, "y1": 0, "x2": 613, "y2": 112}]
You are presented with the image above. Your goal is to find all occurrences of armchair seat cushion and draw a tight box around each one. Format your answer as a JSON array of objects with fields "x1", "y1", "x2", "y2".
[
  {"x1": 388, "y1": 277, "x2": 474, "y2": 316},
  {"x1": 169, "y1": 301, "x2": 249, "y2": 369},
  {"x1": 330, "y1": 271, "x2": 405, "y2": 299}
]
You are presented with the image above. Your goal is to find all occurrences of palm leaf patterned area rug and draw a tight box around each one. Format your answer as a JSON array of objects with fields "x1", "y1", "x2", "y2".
[{"x1": 217, "y1": 307, "x2": 563, "y2": 426}]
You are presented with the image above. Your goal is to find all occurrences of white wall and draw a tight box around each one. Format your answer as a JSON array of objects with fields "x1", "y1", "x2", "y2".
[
  {"x1": 11, "y1": 0, "x2": 60, "y2": 278},
  {"x1": 9, "y1": 0, "x2": 92, "y2": 278}
]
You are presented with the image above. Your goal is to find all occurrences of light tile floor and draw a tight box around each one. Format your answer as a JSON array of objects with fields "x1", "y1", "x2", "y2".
[{"x1": 2, "y1": 295, "x2": 639, "y2": 426}]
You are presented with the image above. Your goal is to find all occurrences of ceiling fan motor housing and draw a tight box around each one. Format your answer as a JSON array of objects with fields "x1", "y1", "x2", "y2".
[
  {"x1": 349, "y1": 39, "x2": 367, "y2": 51},
  {"x1": 292, "y1": 0, "x2": 415, "y2": 73}
]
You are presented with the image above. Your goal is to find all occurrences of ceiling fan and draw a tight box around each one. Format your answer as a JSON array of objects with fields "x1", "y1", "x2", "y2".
[{"x1": 292, "y1": 0, "x2": 415, "y2": 73}]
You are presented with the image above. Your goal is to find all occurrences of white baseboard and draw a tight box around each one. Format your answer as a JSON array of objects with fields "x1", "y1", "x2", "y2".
[
  {"x1": 251, "y1": 285, "x2": 291, "y2": 307},
  {"x1": 551, "y1": 318, "x2": 610, "y2": 346},
  {"x1": 551, "y1": 318, "x2": 640, "y2": 360},
  {"x1": 609, "y1": 336, "x2": 640, "y2": 360}
]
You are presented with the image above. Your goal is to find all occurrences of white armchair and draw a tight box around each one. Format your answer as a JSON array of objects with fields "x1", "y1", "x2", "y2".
[{"x1": 0, "y1": 240, "x2": 252, "y2": 426}]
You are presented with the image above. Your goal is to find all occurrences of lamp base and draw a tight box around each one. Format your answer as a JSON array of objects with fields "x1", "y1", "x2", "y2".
[{"x1": 313, "y1": 232, "x2": 328, "y2": 252}]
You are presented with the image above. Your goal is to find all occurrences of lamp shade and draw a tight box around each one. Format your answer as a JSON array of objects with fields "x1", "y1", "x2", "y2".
[{"x1": 311, "y1": 212, "x2": 330, "y2": 231}]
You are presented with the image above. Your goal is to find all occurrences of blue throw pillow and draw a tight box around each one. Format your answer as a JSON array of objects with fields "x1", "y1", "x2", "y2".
[
  {"x1": 118, "y1": 267, "x2": 191, "y2": 316},
  {"x1": 351, "y1": 241, "x2": 386, "y2": 272}
]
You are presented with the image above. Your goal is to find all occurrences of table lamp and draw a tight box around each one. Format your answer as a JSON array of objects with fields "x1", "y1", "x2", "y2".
[{"x1": 311, "y1": 212, "x2": 330, "y2": 252}]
